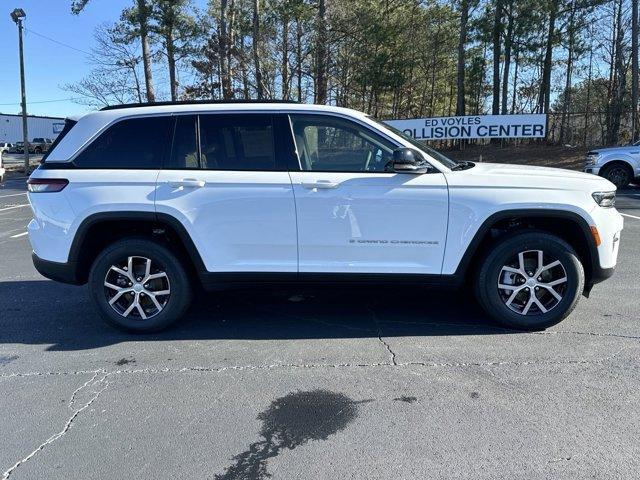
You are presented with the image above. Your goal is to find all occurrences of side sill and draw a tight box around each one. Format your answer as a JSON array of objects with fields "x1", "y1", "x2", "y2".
[{"x1": 199, "y1": 272, "x2": 464, "y2": 291}]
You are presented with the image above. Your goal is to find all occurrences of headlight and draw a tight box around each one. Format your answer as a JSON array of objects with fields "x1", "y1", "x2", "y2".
[
  {"x1": 592, "y1": 191, "x2": 616, "y2": 208},
  {"x1": 585, "y1": 152, "x2": 600, "y2": 166}
]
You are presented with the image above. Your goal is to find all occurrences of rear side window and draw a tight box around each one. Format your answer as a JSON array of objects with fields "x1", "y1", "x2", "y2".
[
  {"x1": 74, "y1": 116, "x2": 171, "y2": 169},
  {"x1": 169, "y1": 115, "x2": 199, "y2": 169},
  {"x1": 168, "y1": 114, "x2": 277, "y2": 171},
  {"x1": 200, "y1": 114, "x2": 276, "y2": 171}
]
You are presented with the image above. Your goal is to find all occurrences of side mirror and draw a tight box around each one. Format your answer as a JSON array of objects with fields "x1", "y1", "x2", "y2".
[{"x1": 392, "y1": 148, "x2": 429, "y2": 173}]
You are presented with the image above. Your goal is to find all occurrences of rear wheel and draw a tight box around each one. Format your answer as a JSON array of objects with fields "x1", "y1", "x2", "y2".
[
  {"x1": 601, "y1": 162, "x2": 632, "y2": 188},
  {"x1": 475, "y1": 232, "x2": 584, "y2": 330},
  {"x1": 89, "y1": 238, "x2": 192, "y2": 332}
]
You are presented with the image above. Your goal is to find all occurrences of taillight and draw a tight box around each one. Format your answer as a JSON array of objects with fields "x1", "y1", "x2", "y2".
[{"x1": 27, "y1": 178, "x2": 69, "y2": 193}]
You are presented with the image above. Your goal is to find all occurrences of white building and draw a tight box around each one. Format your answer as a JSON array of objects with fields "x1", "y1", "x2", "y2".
[{"x1": 0, "y1": 113, "x2": 65, "y2": 144}]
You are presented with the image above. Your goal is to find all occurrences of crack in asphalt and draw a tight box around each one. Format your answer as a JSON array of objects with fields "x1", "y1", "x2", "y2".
[
  {"x1": 368, "y1": 306, "x2": 398, "y2": 365},
  {"x1": 2, "y1": 372, "x2": 111, "y2": 480},
  {"x1": 0, "y1": 345, "x2": 631, "y2": 477},
  {"x1": 0, "y1": 346, "x2": 632, "y2": 382}
]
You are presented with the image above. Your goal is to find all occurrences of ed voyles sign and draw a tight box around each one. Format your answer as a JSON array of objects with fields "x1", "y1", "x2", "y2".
[{"x1": 386, "y1": 114, "x2": 547, "y2": 141}]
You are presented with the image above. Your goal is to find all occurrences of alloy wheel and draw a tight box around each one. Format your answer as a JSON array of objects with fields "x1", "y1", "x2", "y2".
[
  {"x1": 497, "y1": 249, "x2": 568, "y2": 316},
  {"x1": 103, "y1": 256, "x2": 170, "y2": 320},
  {"x1": 606, "y1": 166, "x2": 629, "y2": 187}
]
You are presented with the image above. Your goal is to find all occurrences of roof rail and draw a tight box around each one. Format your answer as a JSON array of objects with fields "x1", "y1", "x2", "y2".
[{"x1": 100, "y1": 99, "x2": 301, "y2": 111}]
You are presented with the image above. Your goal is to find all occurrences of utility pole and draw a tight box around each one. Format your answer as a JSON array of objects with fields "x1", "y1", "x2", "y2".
[
  {"x1": 632, "y1": 0, "x2": 638, "y2": 142},
  {"x1": 11, "y1": 8, "x2": 29, "y2": 172}
]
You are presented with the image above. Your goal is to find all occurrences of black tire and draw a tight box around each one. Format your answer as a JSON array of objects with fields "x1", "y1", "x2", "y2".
[
  {"x1": 601, "y1": 162, "x2": 632, "y2": 188},
  {"x1": 89, "y1": 238, "x2": 193, "y2": 333},
  {"x1": 475, "y1": 232, "x2": 584, "y2": 330}
]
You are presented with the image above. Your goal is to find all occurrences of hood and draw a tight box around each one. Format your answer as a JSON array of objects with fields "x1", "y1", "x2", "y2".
[
  {"x1": 446, "y1": 162, "x2": 616, "y2": 192},
  {"x1": 588, "y1": 145, "x2": 637, "y2": 154}
]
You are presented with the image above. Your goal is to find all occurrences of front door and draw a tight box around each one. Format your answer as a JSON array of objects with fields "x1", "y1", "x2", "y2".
[
  {"x1": 287, "y1": 114, "x2": 449, "y2": 275},
  {"x1": 156, "y1": 114, "x2": 297, "y2": 273}
]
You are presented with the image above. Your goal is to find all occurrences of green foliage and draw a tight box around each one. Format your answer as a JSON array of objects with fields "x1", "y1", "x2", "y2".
[{"x1": 68, "y1": 0, "x2": 639, "y2": 144}]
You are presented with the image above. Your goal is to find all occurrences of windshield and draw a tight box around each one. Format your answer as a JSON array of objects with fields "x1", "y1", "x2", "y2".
[{"x1": 369, "y1": 117, "x2": 458, "y2": 169}]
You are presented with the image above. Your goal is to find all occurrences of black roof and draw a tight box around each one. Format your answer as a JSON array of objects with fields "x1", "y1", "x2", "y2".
[{"x1": 100, "y1": 99, "x2": 301, "y2": 111}]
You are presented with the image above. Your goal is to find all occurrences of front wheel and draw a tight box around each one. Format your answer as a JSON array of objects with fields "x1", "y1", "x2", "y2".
[
  {"x1": 601, "y1": 162, "x2": 632, "y2": 188},
  {"x1": 475, "y1": 232, "x2": 584, "y2": 330},
  {"x1": 89, "y1": 238, "x2": 193, "y2": 332}
]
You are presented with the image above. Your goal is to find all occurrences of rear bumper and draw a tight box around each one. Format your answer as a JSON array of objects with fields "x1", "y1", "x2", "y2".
[{"x1": 32, "y1": 252, "x2": 82, "y2": 285}]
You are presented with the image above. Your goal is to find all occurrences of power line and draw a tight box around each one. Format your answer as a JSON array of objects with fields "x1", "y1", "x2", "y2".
[
  {"x1": 23, "y1": 27, "x2": 92, "y2": 56},
  {"x1": 0, "y1": 98, "x2": 83, "y2": 106}
]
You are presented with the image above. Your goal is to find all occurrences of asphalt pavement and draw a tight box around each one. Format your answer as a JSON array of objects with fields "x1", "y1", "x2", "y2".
[{"x1": 1, "y1": 172, "x2": 639, "y2": 479}]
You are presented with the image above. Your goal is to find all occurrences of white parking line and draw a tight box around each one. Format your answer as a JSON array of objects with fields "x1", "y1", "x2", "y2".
[
  {"x1": 10, "y1": 231, "x2": 28, "y2": 238},
  {"x1": 0, "y1": 192, "x2": 27, "y2": 199},
  {"x1": 0, "y1": 204, "x2": 29, "y2": 212},
  {"x1": 621, "y1": 213, "x2": 640, "y2": 220}
]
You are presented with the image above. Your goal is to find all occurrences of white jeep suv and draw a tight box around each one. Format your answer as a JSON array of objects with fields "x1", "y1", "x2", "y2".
[{"x1": 27, "y1": 101, "x2": 623, "y2": 332}]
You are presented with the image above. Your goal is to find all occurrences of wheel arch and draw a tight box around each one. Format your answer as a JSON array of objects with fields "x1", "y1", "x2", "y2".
[
  {"x1": 69, "y1": 211, "x2": 206, "y2": 284},
  {"x1": 600, "y1": 156, "x2": 636, "y2": 173},
  {"x1": 455, "y1": 209, "x2": 599, "y2": 289}
]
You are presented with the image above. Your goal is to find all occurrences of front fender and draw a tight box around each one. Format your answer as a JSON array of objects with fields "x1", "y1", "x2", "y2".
[
  {"x1": 443, "y1": 204, "x2": 599, "y2": 280},
  {"x1": 600, "y1": 153, "x2": 639, "y2": 175}
]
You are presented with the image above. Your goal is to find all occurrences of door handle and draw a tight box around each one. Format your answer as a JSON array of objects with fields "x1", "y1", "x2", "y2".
[
  {"x1": 168, "y1": 179, "x2": 205, "y2": 188},
  {"x1": 301, "y1": 180, "x2": 339, "y2": 189}
]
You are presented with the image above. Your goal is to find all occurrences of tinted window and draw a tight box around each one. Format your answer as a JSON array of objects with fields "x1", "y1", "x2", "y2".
[
  {"x1": 199, "y1": 114, "x2": 276, "y2": 171},
  {"x1": 289, "y1": 114, "x2": 395, "y2": 172},
  {"x1": 74, "y1": 116, "x2": 171, "y2": 169},
  {"x1": 169, "y1": 115, "x2": 199, "y2": 169}
]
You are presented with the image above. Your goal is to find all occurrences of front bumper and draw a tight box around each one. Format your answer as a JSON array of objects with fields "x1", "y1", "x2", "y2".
[
  {"x1": 583, "y1": 166, "x2": 601, "y2": 175},
  {"x1": 32, "y1": 252, "x2": 82, "y2": 285}
]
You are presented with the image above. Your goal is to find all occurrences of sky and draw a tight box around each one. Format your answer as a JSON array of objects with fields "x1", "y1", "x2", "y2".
[
  {"x1": 1, "y1": 0, "x2": 133, "y2": 118},
  {"x1": 0, "y1": 0, "x2": 206, "y2": 119}
]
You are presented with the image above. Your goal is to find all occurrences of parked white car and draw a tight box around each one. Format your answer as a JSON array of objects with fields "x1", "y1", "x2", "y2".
[
  {"x1": 0, "y1": 142, "x2": 10, "y2": 182},
  {"x1": 584, "y1": 140, "x2": 640, "y2": 188},
  {"x1": 0, "y1": 142, "x2": 11, "y2": 158},
  {"x1": 27, "y1": 102, "x2": 623, "y2": 332}
]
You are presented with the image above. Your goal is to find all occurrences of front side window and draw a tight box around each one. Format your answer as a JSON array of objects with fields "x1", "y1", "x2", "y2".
[
  {"x1": 370, "y1": 117, "x2": 457, "y2": 169},
  {"x1": 74, "y1": 116, "x2": 171, "y2": 169},
  {"x1": 289, "y1": 114, "x2": 396, "y2": 172}
]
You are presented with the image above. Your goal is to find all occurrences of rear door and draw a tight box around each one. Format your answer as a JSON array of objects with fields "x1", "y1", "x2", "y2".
[
  {"x1": 155, "y1": 113, "x2": 298, "y2": 273},
  {"x1": 287, "y1": 113, "x2": 449, "y2": 275}
]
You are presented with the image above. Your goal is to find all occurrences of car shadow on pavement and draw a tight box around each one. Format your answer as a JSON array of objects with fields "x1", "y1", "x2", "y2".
[{"x1": 0, "y1": 280, "x2": 514, "y2": 351}]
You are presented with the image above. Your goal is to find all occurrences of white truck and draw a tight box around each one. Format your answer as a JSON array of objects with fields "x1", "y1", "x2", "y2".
[{"x1": 584, "y1": 140, "x2": 640, "y2": 188}]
